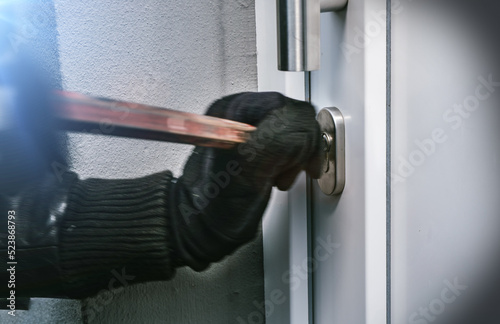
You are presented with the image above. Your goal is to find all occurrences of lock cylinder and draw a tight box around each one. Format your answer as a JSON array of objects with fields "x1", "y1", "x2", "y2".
[{"x1": 316, "y1": 107, "x2": 345, "y2": 195}]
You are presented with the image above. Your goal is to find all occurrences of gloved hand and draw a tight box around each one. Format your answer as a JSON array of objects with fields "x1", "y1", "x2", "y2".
[{"x1": 169, "y1": 92, "x2": 323, "y2": 271}]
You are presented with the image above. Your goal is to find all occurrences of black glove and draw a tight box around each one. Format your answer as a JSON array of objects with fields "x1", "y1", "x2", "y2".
[{"x1": 169, "y1": 92, "x2": 323, "y2": 271}]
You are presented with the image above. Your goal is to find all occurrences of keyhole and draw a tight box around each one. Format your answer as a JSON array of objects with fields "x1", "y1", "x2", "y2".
[{"x1": 322, "y1": 132, "x2": 332, "y2": 173}]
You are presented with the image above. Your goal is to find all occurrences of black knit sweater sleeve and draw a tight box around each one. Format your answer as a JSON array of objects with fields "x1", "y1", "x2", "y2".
[{"x1": 58, "y1": 171, "x2": 177, "y2": 299}]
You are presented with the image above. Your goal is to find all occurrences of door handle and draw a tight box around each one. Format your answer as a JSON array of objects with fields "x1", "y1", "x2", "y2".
[{"x1": 277, "y1": 0, "x2": 348, "y2": 71}]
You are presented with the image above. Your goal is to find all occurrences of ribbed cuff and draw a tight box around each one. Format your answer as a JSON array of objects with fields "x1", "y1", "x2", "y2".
[{"x1": 59, "y1": 171, "x2": 175, "y2": 299}]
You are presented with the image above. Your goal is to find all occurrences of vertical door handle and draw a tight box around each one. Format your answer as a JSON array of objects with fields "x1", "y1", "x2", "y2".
[{"x1": 277, "y1": 0, "x2": 348, "y2": 71}]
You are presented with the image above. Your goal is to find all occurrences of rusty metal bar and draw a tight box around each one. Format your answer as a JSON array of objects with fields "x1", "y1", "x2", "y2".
[{"x1": 53, "y1": 91, "x2": 256, "y2": 149}]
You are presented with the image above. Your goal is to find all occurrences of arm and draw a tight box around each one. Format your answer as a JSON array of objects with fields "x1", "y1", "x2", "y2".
[
  {"x1": 0, "y1": 59, "x2": 321, "y2": 299},
  {"x1": 2, "y1": 170, "x2": 177, "y2": 299}
]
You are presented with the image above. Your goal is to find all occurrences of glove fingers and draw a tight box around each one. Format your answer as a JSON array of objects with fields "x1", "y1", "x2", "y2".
[
  {"x1": 273, "y1": 132, "x2": 325, "y2": 189},
  {"x1": 273, "y1": 130, "x2": 324, "y2": 189},
  {"x1": 304, "y1": 135, "x2": 326, "y2": 179}
]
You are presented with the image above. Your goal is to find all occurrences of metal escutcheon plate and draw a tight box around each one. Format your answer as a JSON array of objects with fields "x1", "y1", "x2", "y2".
[{"x1": 316, "y1": 107, "x2": 345, "y2": 195}]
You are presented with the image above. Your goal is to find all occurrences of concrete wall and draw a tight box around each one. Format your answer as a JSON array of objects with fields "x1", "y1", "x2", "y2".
[{"x1": 1, "y1": 0, "x2": 263, "y2": 323}]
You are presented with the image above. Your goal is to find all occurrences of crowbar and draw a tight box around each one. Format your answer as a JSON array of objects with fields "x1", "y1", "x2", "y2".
[{"x1": 53, "y1": 91, "x2": 256, "y2": 149}]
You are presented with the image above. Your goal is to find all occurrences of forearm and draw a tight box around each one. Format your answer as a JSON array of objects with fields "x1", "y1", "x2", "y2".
[
  {"x1": 59, "y1": 171, "x2": 177, "y2": 298},
  {"x1": 0, "y1": 88, "x2": 322, "y2": 299},
  {"x1": 0, "y1": 171, "x2": 177, "y2": 299}
]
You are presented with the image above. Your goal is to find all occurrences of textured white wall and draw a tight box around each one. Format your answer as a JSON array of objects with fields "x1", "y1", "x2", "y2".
[
  {"x1": 55, "y1": 0, "x2": 257, "y2": 180},
  {"x1": 54, "y1": 0, "x2": 262, "y2": 323},
  {"x1": 1, "y1": 0, "x2": 263, "y2": 323}
]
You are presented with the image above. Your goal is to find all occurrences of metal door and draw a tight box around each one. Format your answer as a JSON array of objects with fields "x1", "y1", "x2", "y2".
[
  {"x1": 257, "y1": 0, "x2": 388, "y2": 323},
  {"x1": 259, "y1": 1, "x2": 500, "y2": 324},
  {"x1": 309, "y1": 0, "x2": 388, "y2": 323}
]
